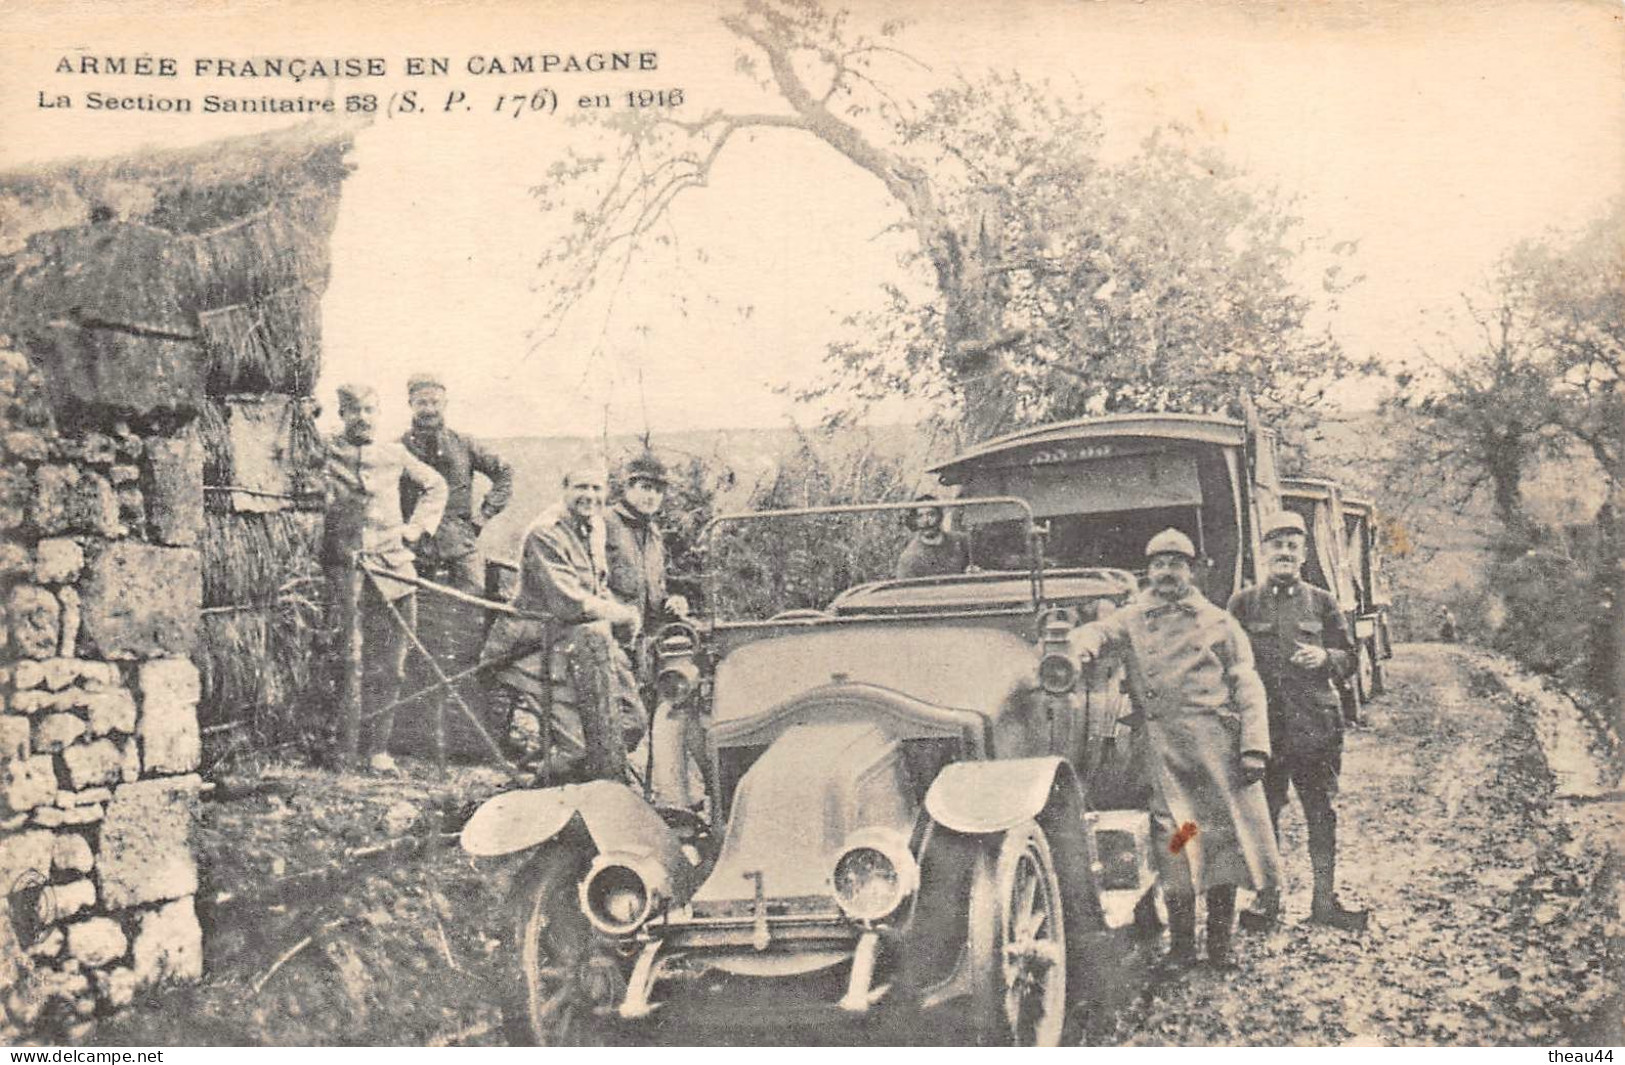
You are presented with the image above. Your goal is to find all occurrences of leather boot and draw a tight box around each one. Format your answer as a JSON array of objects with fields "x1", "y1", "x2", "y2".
[
  {"x1": 1239, "y1": 886, "x2": 1279, "y2": 932},
  {"x1": 1206, "y1": 886, "x2": 1237, "y2": 968},
  {"x1": 1160, "y1": 893, "x2": 1199, "y2": 971},
  {"x1": 1309, "y1": 850, "x2": 1369, "y2": 932}
]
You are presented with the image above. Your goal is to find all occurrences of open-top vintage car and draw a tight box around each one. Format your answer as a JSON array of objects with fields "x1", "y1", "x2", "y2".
[{"x1": 459, "y1": 495, "x2": 1160, "y2": 1046}]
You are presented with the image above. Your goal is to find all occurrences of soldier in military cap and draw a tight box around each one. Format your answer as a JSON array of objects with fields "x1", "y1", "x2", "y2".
[
  {"x1": 1072, "y1": 528, "x2": 1282, "y2": 969},
  {"x1": 400, "y1": 373, "x2": 514, "y2": 593},
  {"x1": 1229, "y1": 510, "x2": 1369, "y2": 932},
  {"x1": 605, "y1": 450, "x2": 690, "y2": 641}
]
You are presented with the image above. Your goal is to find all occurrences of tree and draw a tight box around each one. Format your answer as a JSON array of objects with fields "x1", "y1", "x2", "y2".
[
  {"x1": 1389, "y1": 200, "x2": 1624, "y2": 531},
  {"x1": 533, "y1": 0, "x2": 1360, "y2": 444}
]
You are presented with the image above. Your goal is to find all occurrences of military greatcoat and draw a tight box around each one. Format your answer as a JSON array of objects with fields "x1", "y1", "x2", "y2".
[{"x1": 1071, "y1": 589, "x2": 1284, "y2": 897}]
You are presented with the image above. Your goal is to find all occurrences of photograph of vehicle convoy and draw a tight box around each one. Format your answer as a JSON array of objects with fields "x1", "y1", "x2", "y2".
[
  {"x1": 1278, "y1": 477, "x2": 1395, "y2": 720},
  {"x1": 457, "y1": 413, "x2": 1298, "y2": 1046}
]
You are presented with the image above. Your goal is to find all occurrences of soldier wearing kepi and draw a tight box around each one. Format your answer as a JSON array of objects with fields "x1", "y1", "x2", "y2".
[
  {"x1": 1229, "y1": 511, "x2": 1370, "y2": 932},
  {"x1": 1072, "y1": 529, "x2": 1282, "y2": 968},
  {"x1": 321, "y1": 383, "x2": 447, "y2": 772},
  {"x1": 400, "y1": 373, "x2": 514, "y2": 593}
]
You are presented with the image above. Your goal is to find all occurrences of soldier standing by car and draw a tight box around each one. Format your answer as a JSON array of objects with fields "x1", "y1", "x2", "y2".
[
  {"x1": 480, "y1": 458, "x2": 645, "y2": 783},
  {"x1": 321, "y1": 383, "x2": 447, "y2": 772},
  {"x1": 399, "y1": 373, "x2": 513, "y2": 593},
  {"x1": 1229, "y1": 511, "x2": 1370, "y2": 932},
  {"x1": 1072, "y1": 529, "x2": 1282, "y2": 968}
]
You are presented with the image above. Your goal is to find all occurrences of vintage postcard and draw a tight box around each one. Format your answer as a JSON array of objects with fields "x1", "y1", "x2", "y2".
[{"x1": 0, "y1": 0, "x2": 1620, "y2": 1049}]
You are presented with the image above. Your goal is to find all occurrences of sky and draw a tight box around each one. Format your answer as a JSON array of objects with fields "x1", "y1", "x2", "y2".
[{"x1": 2, "y1": 0, "x2": 1621, "y2": 440}]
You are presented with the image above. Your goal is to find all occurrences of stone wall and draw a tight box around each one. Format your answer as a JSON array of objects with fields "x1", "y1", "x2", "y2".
[{"x1": 2, "y1": 349, "x2": 204, "y2": 1038}]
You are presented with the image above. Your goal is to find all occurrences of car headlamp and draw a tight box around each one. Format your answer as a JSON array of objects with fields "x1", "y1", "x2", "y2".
[
  {"x1": 830, "y1": 828, "x2": 919, "y2": 923},
  {"x1": 578, "y1": 851, "x2": 670, "y2": 936},
  {"x1": 655, "y1": 660, "x2": 699, "y2": 706},
  {"x1": 1038, "y1": 652, "x2": 1079, "y2": 694}
]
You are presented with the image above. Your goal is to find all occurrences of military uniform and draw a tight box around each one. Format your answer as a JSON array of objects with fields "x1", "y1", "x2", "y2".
[
  {"x1": 1072, "y1": 527, "x2": 1282, "y2": 964},
  {"x1": 1228, "y1": 582, "x2": 1354, "y2": 894},
  {"x1": 481, "y1": 504, "x2": 643, "y2": 781},
  {"x1": 320, "y1": 433, "x2": 446, "y2": 761},
  {"x1": 400, "y1": 425, "x2": 513, "y2": 593}
]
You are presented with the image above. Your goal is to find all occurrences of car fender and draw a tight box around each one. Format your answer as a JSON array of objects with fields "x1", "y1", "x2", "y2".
[
  {"x1": 460, "y1": 779, "x2": 691, "y2": 895},
  {"x1": 923, "y1": 757, "x2": 1109, "y2": 996},
  {"x1": 924, "y1": 756, "x2": 1076, "y2": 834}
]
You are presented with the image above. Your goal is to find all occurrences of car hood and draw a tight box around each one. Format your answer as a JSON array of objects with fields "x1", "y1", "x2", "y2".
[
  {"x1": 711, "y1": 623, "x2": 1039, "y2": 725},
  {"x1": 691, "y1": 719, "x2": 917, "y2": 905}
]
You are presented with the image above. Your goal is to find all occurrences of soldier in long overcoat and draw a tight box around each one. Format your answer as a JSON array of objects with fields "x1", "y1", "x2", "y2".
[{"x1": 1072, "y1": 528, "x2": 1282, "y2": 967}]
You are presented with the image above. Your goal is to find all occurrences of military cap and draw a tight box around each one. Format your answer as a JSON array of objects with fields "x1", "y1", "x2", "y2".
[
  {"x1": 1262, "y1": 511, "x2": 1308, "y2": 542},
  {"x1": 335, "y1": 383, "x2": 376, "y2": 411},
  {"x1": 1145, "y1": 528, "x2": 1197, "y2": 560},
  {"x1": 624, "y1": 452, "x2": 669, "y2": 487},
  {"x1": 406, "y1": 372, "x2": 445, "y2": 395}
]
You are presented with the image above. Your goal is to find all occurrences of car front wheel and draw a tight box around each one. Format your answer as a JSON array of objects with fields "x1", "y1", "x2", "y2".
[
  {"x1": 502, "y1": 846, "x2": 627, "y2": 1046},
  {"x1": 967, "y1": 819, "x2": 1069, "y2": 1046}
]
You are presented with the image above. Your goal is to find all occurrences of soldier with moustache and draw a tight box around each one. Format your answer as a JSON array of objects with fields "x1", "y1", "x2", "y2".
[
  {"x1": 1071, "y1": 529, "x2": 1282, "y2": 968},
  {"x1": 1229, "y1": 511, "x2": 1370, "y2": 932},
  {"x1": 399, "y1": 373, "x2": 514, "y2": 594}
]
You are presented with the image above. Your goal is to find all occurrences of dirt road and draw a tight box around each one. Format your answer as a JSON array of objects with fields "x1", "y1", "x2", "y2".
[
  {"x1": 1113, "y1": 643, "x2": 1622, "y2": 1046},
  {"x1": 88, "y1": 643, "x2": 1621, "y2": 1046}
]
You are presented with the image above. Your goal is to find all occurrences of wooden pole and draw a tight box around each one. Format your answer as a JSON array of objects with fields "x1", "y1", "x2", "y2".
[{"x1": 340, "y1": 558, "x2": 364, "y2": 766}]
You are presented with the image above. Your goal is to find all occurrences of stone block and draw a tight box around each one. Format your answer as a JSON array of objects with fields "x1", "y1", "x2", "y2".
[
  {"x1": 0, "y1": 466, "x2": 30, "y2": 532},
  {"x1": 1, "y1": 756, "x2": 57, "y2": 814},
  {"x1": 132, "y1": 897, "x2": 202, "y2": 988},
  {"x1": 1, "y1": 716, "x2": 28, "y2": 762},
  {"x1": 56, "y1": 787, "x2": 112, "y2": 808},
  {"x1": 33, "y1": 713, "x2": 85, "y2": 753},
  {"x1": 97, "y1": 775, "x2": 200, "y2": 909},
  {"x1": 33, "y1": 538, "x2": 84, "y2": 584},
  {"x1": 8, "y1": 585, "x2": 59, "y2": 660},
  {"x1": 3, "y1": 429, "x2": 50, "y2": 463},
  {"x1": 119, "y1": 739, "x2": 141, "y2": 783},
  {"x1": 62, "y1": 738, "x2": 123, "y2": 790},
  {"x1": 67, "y1": 918, "x2": 126, "y2": 967},
  {"x1": 116, "y1": 485, "x2": 146, "y2": 533},
  {"x1": 41, "y1": 658, "x2": 79, "y2": 692},
  {"x1": 76, "y1": 660, "x2": 121, "y2": 692},
  {"x1": 79, "y1": 542, "x2": 200, "y2": 659},
  {"x1": 110, "y1": 464, "x2": 140, "y2": 486},
  {"x1": 0, "y1": 541, "x2": 30, "y2": 580},
  {"x1": 52, "y1": 833, "x2": 95, "y2": 876},
  {"x1": 29, "y1": 926, "x2": 64, "y2": 960},
  {"x1": 0, "y1": 830, "x2": 54, "y2": 897},
  {"x1": 95, "y1": 966, "x2": 138, "y2": 1010},
  {"x1": 10, "y1": 691, "x2": 60, "y2": 715},
  {"x1": 143, "y1": 432, "x2": 203, "y2": 547},
  {"x1": 84, "y1": 689, "x2": 137, "y2": 737},
  {"x1": 33, "y1": 322, "x2": 207, "y2": 424},
  {"x1": 51, "y1": 879, "x2": 95, "y2": 920},
  {"x1": 30, "y1": 465, "x2": 119, "y2": 538},
  {"x1": 137, "y1": 658, "x2": 200, "y2": 775},
  {"x1": 32, "y1": 805, "x2": 103, "y2": 828},
  {"x1": 13, "y1": 659, "x2": 45, "y2": 690},
  {"x1": 57, "y1": 587, "x2": 80, "y2": 658}
]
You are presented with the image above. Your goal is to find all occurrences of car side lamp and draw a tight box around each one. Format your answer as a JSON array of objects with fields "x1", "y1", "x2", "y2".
[{"x1": 1038, "y1": 607, "x2": 1078, "y2": 694}]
